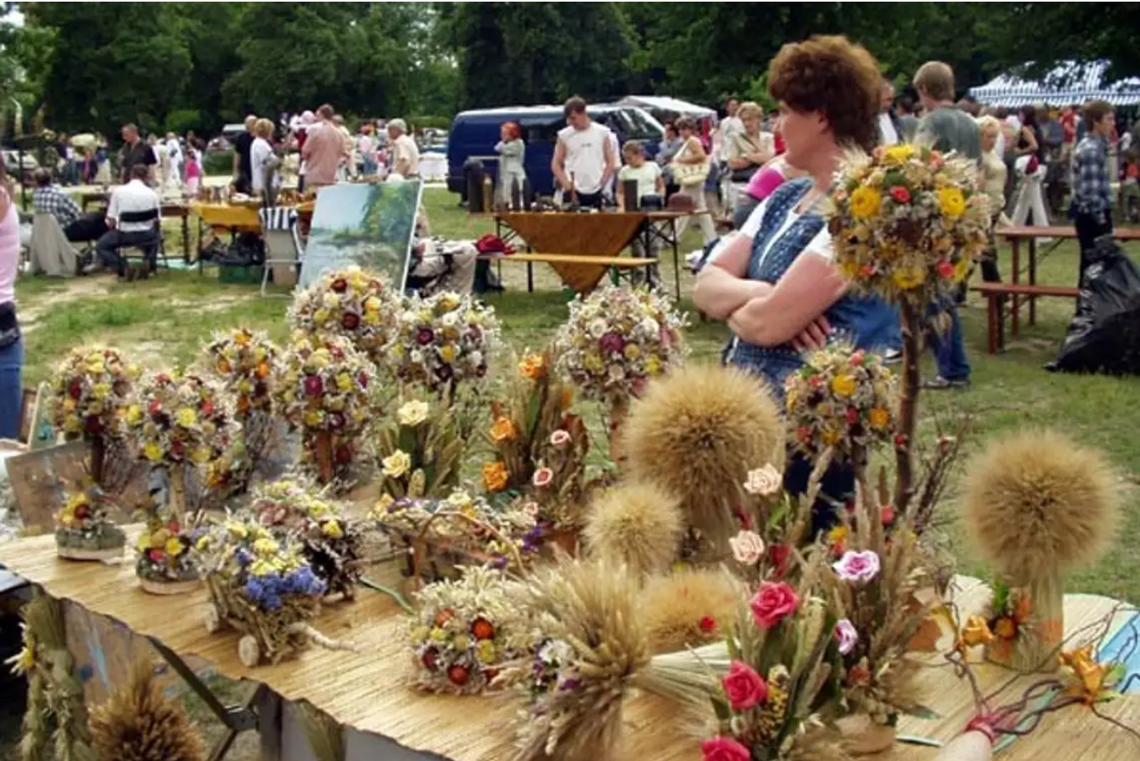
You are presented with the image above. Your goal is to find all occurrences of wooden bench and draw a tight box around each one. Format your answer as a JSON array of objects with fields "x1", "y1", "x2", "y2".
[
  {"x1": 477, "y1": 253, "x2": 657, "y2": 293},
  {"x1": 972, "y1": 282, "x2": 1079, "y2": 354}
]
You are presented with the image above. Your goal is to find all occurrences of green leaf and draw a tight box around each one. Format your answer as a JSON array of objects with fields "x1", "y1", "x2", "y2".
[
  {"x1": 907, "y1": 704, "x2": 939, "y2": 720},
  {"x1": 711, "y1": 697, "x2": 732, "y2": 722},
  {"x1": 1104, "y1": 662, "x2": 1126, "y2": 687}
]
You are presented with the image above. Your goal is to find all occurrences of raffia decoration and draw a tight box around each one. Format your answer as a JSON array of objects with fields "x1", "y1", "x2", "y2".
[{"x1": 88, "y1": 660, "x2": 203, "y2": 761}]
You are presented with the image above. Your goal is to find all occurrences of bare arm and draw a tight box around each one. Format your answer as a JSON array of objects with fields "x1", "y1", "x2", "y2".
[
  {"x1": 677, "y1": 137, "x2": 707, "y2": 165},
  {"x1": 655, "y1": 173, "x2": 665, "y2": 195},
  {"x1": 1018, "y1": 126, "x2": 1038, "y2": 155},
  {"x1": 726, "y1": 253, "x2": 847, "y2": 347},
  {"x1": 601, "y1": 138, "x2": 616, "y2": 188},
  {"x1": 551, "y1": 138, "x2": 569, "y2": 191},
  {"x1": 692, "y1": 233, "x2": 772, "y2": 319}
]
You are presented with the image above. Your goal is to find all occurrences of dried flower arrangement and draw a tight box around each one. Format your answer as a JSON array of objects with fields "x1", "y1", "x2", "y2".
[
  {"x1": 49, "y1": 345, "x2": 140, "y2": 488},
  {"x1": 784, "y1": 346, "x2": 896, "y2": 465},
  {"x1": 287, "y1": 266, "x2": 401, "y2": 367},
  {"x1": 195, "y1": 516, "x2": 354, "y2": 666},
  {"x1": 88, "y1": 659, "x2": 204, "y2": 761},
  {"x1": 582, "y1": 481, "x2": 684, "y2": 577},
  {"x1": 272, "y1": 334, "x2": 376, "y2": 486},
  {"x1": 390, "y1": 290, "x2": 500, "y2": 396},
  {"x1": 370, "y1": 490, "x2": 539, "y2": 585},
  {"x1": 123, "y1": 370, "x2": 239, "y2": 515},
  {"x1": 54, "y1": 485, "x2": 126, "y2": 561},
  {"x1": 376, "y1": 395, "x2": 465, "y2": 500},
  {"x1": 250, "y1": 477, "x2": 364, "y2": 600},
  {"x1": 961, "y1": 430, "x2": 1118, "y2": 672},
  {"x1": 485, "y1": 350, "x2": 591, "y2": 530},
  {"x1": 197, "y1": 327, "x2": 281, "y2": 486},
  {"x1": 552, "y1": 286, "x2": 688, "y2": 455},
  {"x1": 404, "y1": 566, "x2": 528, "y2": 694},
  {"x1": 135, "y1": 507, "x2": 199, "y2": 595}
]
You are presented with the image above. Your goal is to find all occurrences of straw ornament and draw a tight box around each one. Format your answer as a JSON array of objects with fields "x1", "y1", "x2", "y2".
[{"x1": 582, "y1": 481, "x2": 684, "y2": 577}]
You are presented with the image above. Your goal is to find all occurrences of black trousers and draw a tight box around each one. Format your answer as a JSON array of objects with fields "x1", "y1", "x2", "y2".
[
  {"x1": 95, "y1": 229, "x2": 160, "y2": 274},
  {"x1": 64, "y1": 212, "x2": 109, "y2": 243},
  {"x1": 1075, "y1": 210, "x2": 1113, "y2": 285}
]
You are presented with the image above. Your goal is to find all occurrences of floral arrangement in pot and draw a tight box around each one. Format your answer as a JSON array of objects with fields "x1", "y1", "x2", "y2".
[
  {"x1": 287, "y1": 266, "x2": 400, "y2": 367},
  {"x1": 389, "y1": 290, "x2": 500, "y2": 397},
  {"x1": 135, "y1": 508, "x2": 199, "y2": 595},
  {"x1": 272, "y1": 333, "x2": 376, "y2": 487},
  {"x1": 195, "y1": 516, "x2": 355, "y2": 667},
  {"x1": 54, "y1": 484, "x2": 127, "y2": 562},
  {"x1": 198, "y1": 327, "x2": 281, "y2": 486},
  {"x1": 123, "y1": 370, "x2": 239, "y2": 516},
  {"x1": 250, "y1": 477, "x2": 364, "y2": 601},
  {"x1": 48, "y1": 346, "x2": 141, "y2": 488},
  {"x1": 376, "y1": 393, "x2": 465, "y2": 500},
  {"x1": 784, "y1": 345, "x2": 896, "y2": 467},
  {"x1": 484, "y1": 350, "x2": 591, "y2": 534},
  {"x1": 404, "y1": 566, "x2": 528, "y2": 694},
  {"x1": 552, "y1": 286, "x2": 688, "y2": 459}
]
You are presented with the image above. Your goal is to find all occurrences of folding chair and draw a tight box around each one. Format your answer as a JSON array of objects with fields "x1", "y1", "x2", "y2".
[
  {"x1": 258, "y1": 206, "x2": 302, "y2": 297},
  {"x1": 115, "y1": 207, "x2": 167, "y2": 274}
]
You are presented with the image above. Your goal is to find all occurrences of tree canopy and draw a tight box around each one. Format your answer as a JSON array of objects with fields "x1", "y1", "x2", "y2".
[{"x1": 4, "y1": 2, "x2": 1138, "y2": 139}]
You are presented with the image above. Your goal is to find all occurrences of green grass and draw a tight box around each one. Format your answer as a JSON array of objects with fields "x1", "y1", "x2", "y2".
[{"x1": 12, "y1": 187, "x2": 1140, "y2": 603}]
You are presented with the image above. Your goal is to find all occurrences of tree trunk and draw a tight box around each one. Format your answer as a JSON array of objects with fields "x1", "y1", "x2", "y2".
[
  {"x1": 893, "y1": 301, "x2": 921, "y2": 515},
  {"x1": 169, "y1": 463, "x2": 186, "y2": 518},
  {"x1": 315, "y1": 432, "x2": 334, "y2": 485},
  {"x1": 90, "y1": 436, "x2": 106, "y2": 488}
]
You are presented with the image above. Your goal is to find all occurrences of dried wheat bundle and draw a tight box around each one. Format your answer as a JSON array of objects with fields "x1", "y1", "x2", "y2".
[
  {"x1": 88, "y1": 660, "x2": 203, "y2": 761},
  {"x1": 582, "y1": 481, "x2": 684, "y2": 577},
  {"x1": 639, "y1": 568, "x2": 741, "y2": 654}
]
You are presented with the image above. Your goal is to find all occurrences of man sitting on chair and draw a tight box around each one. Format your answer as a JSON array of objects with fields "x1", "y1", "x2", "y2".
[
  {"x1": 91, "y1": 164, "x2": 161, "y2": 278},
  {"x1": 32, "y1": 169, "x2": 108, "y2": 243}
]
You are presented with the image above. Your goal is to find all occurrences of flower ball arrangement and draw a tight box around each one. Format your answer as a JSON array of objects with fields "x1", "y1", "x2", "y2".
[
  {"x1": 124, "y1": 371, "x2": 240, "y2": 475},
  {"x1": 390, "y1": 290, "x2": 500, "y2": 395},
  {"x1": 196, "y1": 517, "x2": 344, "y2": 667},
  {"x1": 135, "y1": 511, "x2": 199, "y2": 595},
  {"x1": 272, "y1": 334, "x2": 376, "y2": 484},
  {"x1": 552, "y1": 285, "x2": 688, "y2": 409},
  {"x1": 200, "y1": 328, "x2": 279, "y2": 419},
  {"x1": 404, "y1": 566, "x2": 527, "y2": 694},
  {"x1": 287, "y1": 267, "x2": 399, "y2": 366},
  {"x1": 785, "y1": 345, "x2": 896, "y2": 463},
  {"x1": 250, "y1": 477, "x2": 363, "y2": 600},
  {"x1": 54, "y1": 486, "x2": 126, "y2": 561},
  {"x1": 829, "y1": 143, "x2": 990, "y2": 308}
]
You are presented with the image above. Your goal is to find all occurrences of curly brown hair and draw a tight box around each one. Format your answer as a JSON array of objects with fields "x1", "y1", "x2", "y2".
[{"x1": 768, "y1": 35, "x2": 881, "y2": 151}]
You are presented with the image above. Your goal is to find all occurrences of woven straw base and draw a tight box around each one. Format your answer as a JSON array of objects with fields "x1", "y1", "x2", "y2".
[
  {"x1": 57, "y1": 544, "x2": 124, "y2": 562},
  {"x1": 138, "y1": 577, "x2": 200, "y2": 596}
]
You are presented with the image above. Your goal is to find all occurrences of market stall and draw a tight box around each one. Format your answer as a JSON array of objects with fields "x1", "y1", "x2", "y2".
[{"x1": 969, "y1": 60, "x2": 1140, "y2": 107}]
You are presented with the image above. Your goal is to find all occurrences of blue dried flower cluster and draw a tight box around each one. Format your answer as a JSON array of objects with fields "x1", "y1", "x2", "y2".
[{"x1": 243, "y1": 566, "x2": 326, "y2": 611}]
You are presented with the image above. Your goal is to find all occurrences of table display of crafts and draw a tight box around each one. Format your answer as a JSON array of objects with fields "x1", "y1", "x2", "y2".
[
  {"x1": 54, "y1": 485, "x2": 126, "y2": 562},
  {"x1": 195, "y1": 515, "x2": 355, "y2": 667},
  {"x1": 123, "y1": 370, "x2": 239, "y2": 595}
]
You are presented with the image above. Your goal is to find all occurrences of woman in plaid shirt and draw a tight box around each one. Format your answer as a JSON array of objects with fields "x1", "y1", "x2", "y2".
[{"x1": 1070, "y1": 100, "x2": 1116, "y2": 282}]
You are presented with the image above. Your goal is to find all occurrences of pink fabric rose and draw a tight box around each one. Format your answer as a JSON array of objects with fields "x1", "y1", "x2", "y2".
[
  {"x1": 729, "y1": 530, "x2": 765, "y2": 566},
  {"x1": 833, "y1": 550, "x2": 881, "y2": 583},
  {"x1": 532, "y1": 467, "x2": 554, "y2": 488},
  {"x1": 550, "y1": 429, "x2": 571, "y2": 447},
  {"x1": 749, "y1": 581, "x2": 800, "y2": 629},
  {"x1": 835, "y1": 618, "x2": 859, "y2": 655},
  {"x1": 721, "y1": 660, "x2": 768, "y2": 710},
  {"x1": 700, "y1": 736, "x2": 751, "y2": 761}
]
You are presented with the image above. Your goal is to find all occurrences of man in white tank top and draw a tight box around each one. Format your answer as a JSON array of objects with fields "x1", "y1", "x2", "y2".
[{"x1": 551, "y1": 96, "x2": 616, "y2": 209}]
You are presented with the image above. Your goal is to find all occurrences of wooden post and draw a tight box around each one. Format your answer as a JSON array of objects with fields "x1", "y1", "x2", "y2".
[
  {"x1": 315, "y1": 432, "x2": 334, "y2": 485},
  {"x1": 608, "y1": 396, "x2": 629, "y2": 467},
  {"x1": 1010, "y1": 571, "x2": 1064, "y2": 674},
  {"x1": 89, "y1": 436, "x2": 106, "y2": 487},
  {"x1": 169, "y1": 463, "x2": 186, "y2": 519},
  {"x1": 893, "y1": 301, "x2": 920, "y2": 516}
]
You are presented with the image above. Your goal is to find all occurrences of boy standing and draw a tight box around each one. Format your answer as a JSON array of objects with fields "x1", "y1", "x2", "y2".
[{"x1": 617, "y1": 141, "x2": 665, "y2": 286}]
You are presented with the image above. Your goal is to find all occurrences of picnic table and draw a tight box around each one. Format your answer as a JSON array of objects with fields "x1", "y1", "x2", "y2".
[{"x1": 0, "y1": 526, "x2": 1136, "y2": 761}]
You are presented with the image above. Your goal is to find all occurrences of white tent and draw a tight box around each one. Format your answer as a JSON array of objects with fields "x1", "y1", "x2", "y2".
[
  {"x1": 615, "y1": 95, "x2": 717, "y2": 120},
  {"x1": 970, "y1": 60, "x2": 1140, "y2": 107}
]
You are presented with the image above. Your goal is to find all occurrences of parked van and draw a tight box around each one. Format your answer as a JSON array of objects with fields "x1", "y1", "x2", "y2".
[{"x1": 446, "y1": 105, "x2": 665, "y2": 197}]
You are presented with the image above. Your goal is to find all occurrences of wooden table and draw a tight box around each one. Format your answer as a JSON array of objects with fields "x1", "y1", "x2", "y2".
[
  {"x1": 1000, "y1": 225, "x2": 1140, "y2": 336},
  {"x1": 0, "y1": 528, "x2": 1136, "y2": 761}
]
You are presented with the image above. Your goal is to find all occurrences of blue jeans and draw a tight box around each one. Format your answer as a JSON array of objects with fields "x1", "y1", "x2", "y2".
[
  {"x1": 361, "y1": 157, "x2": 377, "y2": 176},
  {"x1": 0, "y1": 337, "x2": 23, "y2": 439},
  {"x1": 927, "y1": 304, "x2": 971, "y2": 381}
]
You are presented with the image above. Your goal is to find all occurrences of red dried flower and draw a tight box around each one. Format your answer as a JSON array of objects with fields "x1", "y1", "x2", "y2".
[
  {"x1": 699, "y1": 616, "x2": 716, "y2": 633},
  {"x1": 447, "y1": 664, "x2": 470, "y2": 686},
  {"x1": 890, "y1": 186, "x2": 912, "y2": 204}
]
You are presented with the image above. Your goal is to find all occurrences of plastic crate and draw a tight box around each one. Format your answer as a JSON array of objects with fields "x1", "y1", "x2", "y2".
[{"x1": 218, "y1": 265, "x2": 264, "y2": 285}]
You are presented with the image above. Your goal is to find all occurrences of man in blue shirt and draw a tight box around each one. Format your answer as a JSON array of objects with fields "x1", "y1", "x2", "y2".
[{"x1": 1070, "y1": 100, "x2": 1115, "y2": 282}]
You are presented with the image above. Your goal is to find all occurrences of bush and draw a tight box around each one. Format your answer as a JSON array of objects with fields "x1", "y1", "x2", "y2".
[
  {"x1": 405, "y1": 115, "x2": 453, "y2": 131},
  {"x1": 203, "y1": 150, "x2": 235, "y2": 176},
  {"x1": 165, "y1": 109, "x2": 204, "y2": 136}
]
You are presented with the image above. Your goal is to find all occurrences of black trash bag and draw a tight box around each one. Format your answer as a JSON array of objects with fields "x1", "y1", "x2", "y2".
[
  {"x1": 1052, "y1": 235, "x2": 1140, "y2": 375},
  {"x1": 211, "y1": 233, "x2": 266, "y2": 268}
]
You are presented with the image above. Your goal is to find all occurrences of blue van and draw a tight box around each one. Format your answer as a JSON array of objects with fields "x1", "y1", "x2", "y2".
[{"x1": 446, "y1": 105, "x2": 665, "y2": 197}]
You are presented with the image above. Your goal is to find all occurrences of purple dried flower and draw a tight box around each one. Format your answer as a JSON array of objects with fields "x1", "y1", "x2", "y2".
[
  {"x1": 416, "y1": 328, "x2": 435, "y2": 346},
  {"x1": 599, "y1": 332, "x2": 625, "y2": 355}
]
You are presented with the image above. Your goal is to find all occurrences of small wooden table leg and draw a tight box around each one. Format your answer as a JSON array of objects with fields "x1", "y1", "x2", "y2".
[
  {"x1": 987, "y1": 296, "x2": 998, "y2": 354},
  {"x1": 1028, "y1": 237, "x2": 1037, "y2": 326},
  {"x1": 1010, "y1": 237, "x2": 1021, "y2": 337},
  {"x1": 526, "y1": 261, "x2": 533, "y2": 293}
]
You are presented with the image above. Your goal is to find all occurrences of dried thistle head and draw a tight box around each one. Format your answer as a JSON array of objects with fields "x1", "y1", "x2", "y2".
[
  {"x1": 89, "y1": 660, "x2": 204, "y2": 761},
  {"x1": 639, "y1": 568, "x2": 740, "y2": 654},
  {"x1": 624, "y1": 364, "x2": 782, "y2": 546},
  {"x1": 583, "y1": 482, "x2": 684, "y2": 577},
  {"x1": 511, "y1": 557, "x2": 650, "y2": 761},
  {"x1": 962, "y1": 429, "x2": 1118, "y2": 583}
]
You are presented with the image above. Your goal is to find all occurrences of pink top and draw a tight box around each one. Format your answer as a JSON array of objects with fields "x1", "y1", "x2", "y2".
[
  {"x1": 0, "y1": 189, "x2": 18, "y2": 305},
  {"x1": 746, "y1": 163, "x2": 789, "y2": 202},
  {"x1": 185, "y1": 158, "x2": 202, "y2": 180}
]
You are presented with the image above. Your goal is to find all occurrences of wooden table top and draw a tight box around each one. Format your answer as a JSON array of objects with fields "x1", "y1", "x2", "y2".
[
  {"x1": 1000, "y1": 225, "x2": 1140, "y2": 241},
  {"x1": 0, "y1": 528, "x2": 1136, "y2": 761}
]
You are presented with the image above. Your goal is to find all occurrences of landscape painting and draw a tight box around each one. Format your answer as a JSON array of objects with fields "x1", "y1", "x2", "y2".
[{"x1": 300, "y1": 179, "x2": 423, "y2": 288}]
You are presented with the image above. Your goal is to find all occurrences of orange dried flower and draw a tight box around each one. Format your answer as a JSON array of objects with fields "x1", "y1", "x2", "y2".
[
  {"x1": 482, "y1": 461, "x2": 509, "y2": 492},
  {"x1": 518, "y1": 353, "x2": 547, "y2": 381},
  {"x1": 489, "y1": 417, "x2": 518, "y2": 444}
]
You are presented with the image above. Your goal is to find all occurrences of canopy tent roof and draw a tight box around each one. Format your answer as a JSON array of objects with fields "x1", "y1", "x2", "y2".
[
  {"x1": 615, "y1": 95, "x2": 717, "y2": 119},
  {"x1": 970, "y1": 60, "x2": 1140, "y2": 107}
]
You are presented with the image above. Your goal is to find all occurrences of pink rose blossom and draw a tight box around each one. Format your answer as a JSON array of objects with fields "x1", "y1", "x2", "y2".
[
  {"x1": 549, "y1": 430, "x2": 571, "y2": 447},
  {"x1": 532, "y1": 467, "x2": 554, "y2": 488},
  {"x1": 833, "y1": 550, "x2": 881, "y2": 583},
  {"x1": 749, "y1": 581, "x2": 800, "y2": 629},
  {"x1": 835, "y1": 618, "x2": 859, "y2": 655},
  {"x1": 721, "y1": 660, "x2": 768, "y2": 710},
  {"x1": 729, "y1": 530, "x2": 765, "y2": 566},
  {"x1": 700, "y1": 737, "x2": 751, "y2": 761}
]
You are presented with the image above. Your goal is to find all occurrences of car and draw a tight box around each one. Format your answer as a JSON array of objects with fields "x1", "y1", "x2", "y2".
[
  {"x1": 446, "y1": 104, "x2": 664, "y2": 197},
  {"x1": 0, "y1": 149, "x2": 40, "y2": 183}
]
